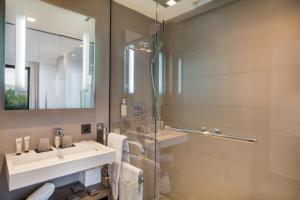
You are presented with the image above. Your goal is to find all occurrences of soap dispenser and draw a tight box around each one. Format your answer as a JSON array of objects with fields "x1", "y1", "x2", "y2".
[
  {"x1": 55, "y1": 128, "x2": 63, "y2": 148},
  {"x1": 121, "y1": 98, "x2": 128, "y2": 118}
]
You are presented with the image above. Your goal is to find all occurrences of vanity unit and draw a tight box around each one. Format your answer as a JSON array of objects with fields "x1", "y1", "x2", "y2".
[{"x1": 6, "y1": 140, "x2": 116, "y2": 191}]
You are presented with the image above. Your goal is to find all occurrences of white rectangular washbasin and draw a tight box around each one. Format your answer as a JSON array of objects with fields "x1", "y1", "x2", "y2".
[
  {"x1": 127, "y1": 129, "x2": 188, "y2": 149},
  {"x1": 6, "y1": 140, "x2": 116, "y2": 191}
]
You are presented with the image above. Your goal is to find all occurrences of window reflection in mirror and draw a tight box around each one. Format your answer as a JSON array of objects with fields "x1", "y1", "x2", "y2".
[
  {"x1": 5, "y1": 65, "x2": 30, "y2": 110},
  {"x1": 4, "y1": 0, "x2": 96, "y2": 110}
]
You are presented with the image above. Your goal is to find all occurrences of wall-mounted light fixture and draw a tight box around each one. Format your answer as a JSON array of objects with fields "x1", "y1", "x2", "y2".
[
  {"x1": 168, "y1": 54, "x2": 173, "y2": 94},
  {"x1": 128, "y1": 48, "x2": 135, "y2": 94},
  {"x1": 15, "y1": 14, "x2": 26, "y2": 90},
  {"x1": 159, "y1": 52, "x2": 164, "y2": 95},
  {"x1": 178, "y1": 58, "x2": 182, "y2": 95},
  {"x1": 82, "y1": 32, "x2": 90, "y2": 91}
]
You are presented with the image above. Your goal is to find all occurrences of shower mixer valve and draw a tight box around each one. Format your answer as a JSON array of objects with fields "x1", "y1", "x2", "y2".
[{"x1": 212, "y1": 128, "x2": 222, "y2": 134}]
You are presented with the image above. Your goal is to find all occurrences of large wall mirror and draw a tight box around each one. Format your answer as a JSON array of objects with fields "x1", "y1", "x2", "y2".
[{"x1": 4, "y1": 0, "x2": 95, "y2": 110}]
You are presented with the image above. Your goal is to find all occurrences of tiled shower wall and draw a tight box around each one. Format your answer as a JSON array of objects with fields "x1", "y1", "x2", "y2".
[
  {"x1": 110, "y1": 2, "x2": 154, "y2": 131},
  {"x1": 163, "y1": 0, "x2": 300, "y2": 199}
]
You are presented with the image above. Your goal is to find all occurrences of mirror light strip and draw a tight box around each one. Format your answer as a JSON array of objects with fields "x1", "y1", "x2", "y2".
[
  {"x1": 159, "y1": 52, "x2": 163, "y2": 95},
  {"x1": 82, "y1": 32, "x2": 90, "y2": 91},
  {"x1": 169, "y1": 54, "x2": 173, "y2": 94},
  {"x1": 129, "y1": 49, "x2": 135, "y2": 94},
  {"x1": 178, "y1": 58, "x2": 182, "y2": 95},
  {"x1": 15, "y1": 14, "x2": 26, "y2": 90}
]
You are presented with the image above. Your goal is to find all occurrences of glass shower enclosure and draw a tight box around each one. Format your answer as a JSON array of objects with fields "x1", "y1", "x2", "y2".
[
  {"x1": 111, "y1": 0, "x2": 300, "y2": 199},
  {"x1": 109, "y1": 1, "x2": 163, "y2": 199}
]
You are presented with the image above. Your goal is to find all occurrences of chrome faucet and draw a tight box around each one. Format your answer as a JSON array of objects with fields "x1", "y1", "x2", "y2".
[
  {"x1": 55, "y1": 128, "x2": 64, "y2": 137},
  {"x1": 96, "y1": 123, "x2": 108, "y2": 146},
  {"x1": 55, "y1": 128, "x2": 64, "y2": 157}
]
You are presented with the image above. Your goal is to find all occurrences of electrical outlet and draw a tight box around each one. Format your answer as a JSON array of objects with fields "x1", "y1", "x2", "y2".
[{"x1": 81, "y1": 124, "x2": 91, "y2": 134}]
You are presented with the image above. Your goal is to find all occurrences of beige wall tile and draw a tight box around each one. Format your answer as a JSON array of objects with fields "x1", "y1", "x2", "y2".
[
  {"x1": 272, "y1": 38, "x2": 300, "y2": 68},
  {"x1": 184, "y1": 53, "x2": 229, "y2": 78},
  {"x1": 228, "y1": 71, "x2": 270, "y2": 107},
  {"x1": 269, "y1": 133, "x2": 300, "y2": 180},
  {"x1": 229, "y1": 42, "x2": 272, "y2": 73},
  {"x1": 163, "y1": 0, "x2": 300, "y2": 199},
  {"x1": 227, "y1": 107, "x2": 270, "y2": 134},
  {"x1": 271, "y1": 68, "x2": 300, "y2": 108},
  {"x1": 183, "y1": 75, "x2": 229, "y2": 106},
  {"x1": 270, "y1": 108, "x2": 300, "y2": 137}
]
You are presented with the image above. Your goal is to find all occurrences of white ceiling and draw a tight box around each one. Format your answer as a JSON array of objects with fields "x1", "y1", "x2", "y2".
[
  {"x1": 114, "y1": 0, "x2": 215, "y2": 21},
  {"x1": 5, "y1": 0, "x2": 95, "y2": 42}
]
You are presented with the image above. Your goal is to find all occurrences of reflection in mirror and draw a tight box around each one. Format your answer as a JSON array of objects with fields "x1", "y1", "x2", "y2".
[{"x1": 4, "y1": 0, "x2": 95, "y2": 110}]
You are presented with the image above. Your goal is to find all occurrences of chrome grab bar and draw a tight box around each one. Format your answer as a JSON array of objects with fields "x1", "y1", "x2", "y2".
[
  {"x1": 104, "y1": 132, "x2": 144, "y2": 184},
  {"x1": 104, "y1": 131, "x2": 145, "y2": 159},
  {"x1": 123, "y1": 139, "x2": 145, "y2": 160},
  {"x1": 165, "y1": 126, "x2": 257, "y2": 144},
  {"x1": 123, "y1": 139, "x2": 144, "y2": 184}
]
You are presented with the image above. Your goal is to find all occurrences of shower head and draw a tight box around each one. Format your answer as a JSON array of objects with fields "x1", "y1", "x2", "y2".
[
  {"x1": 127, "y1": 45, "x2": 152, "y2": 53},
  {"x1": 127, "y1": 38, "x2": 153, "y2": 53},
  {"x1": 126, "y1": 37, "x2": 163, "y2": 59}
]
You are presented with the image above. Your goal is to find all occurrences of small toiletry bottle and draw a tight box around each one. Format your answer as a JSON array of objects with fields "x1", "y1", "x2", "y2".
[
  {"x1": 24, "y1": 136, "x2": 30, "y2": 153},
  {"x1": 160, "y1": 121, "x2": 164, "y2": 130},
  {"x1": 16, "y1": 137, "x2": 22, "y2": 155},
  {"x1": 55, "y1": 135, "x2": 60, "y2": 149},
  {"x1": 121, "y1": 98, "x2": 128, "y2": 118}
]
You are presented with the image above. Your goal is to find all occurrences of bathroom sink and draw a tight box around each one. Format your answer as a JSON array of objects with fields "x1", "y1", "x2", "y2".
[
  {"x1": 127, "y1": 129, "x2": 188, "y2": 149},
  {"x1": 155, "y1": 129, "x2": 188, "y2": 148},
  {"x1": 5, "y1": 140, "x2": 116, "y2": 191}
]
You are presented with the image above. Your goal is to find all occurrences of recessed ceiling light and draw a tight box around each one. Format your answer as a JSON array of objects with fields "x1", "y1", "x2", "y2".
[
  {"x1": 26, "y1": 17, "x2": 36, "y2": 22},
  {"x1": 80, "y1": 44, "x2": 83, "y2": 48},
  {"x1": 166, "y1": 0, "x2": 176, "y2": 7},
  {"x1": 71, "y1": 53, "x2": 76, "y2": 57}
]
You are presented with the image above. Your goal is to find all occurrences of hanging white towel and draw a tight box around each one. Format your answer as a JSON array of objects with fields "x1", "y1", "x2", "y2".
[
  {"x1": 131, "y1": 157, "x2": 160, "y2": 200},
  {"x1": 108, "y1": 133, "x2": 128, "y2": 200},
  {"x1": 119, "y1": 162, "x2": 143, "y2": 200}
]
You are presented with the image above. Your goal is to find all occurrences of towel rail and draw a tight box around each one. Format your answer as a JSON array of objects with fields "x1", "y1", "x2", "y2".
[
  {"x1": 123, "y1": 139, "x2": 144, "y2": 184},
  {"x1": 100, "y1": 131, "x2": 144, "y2": 184},
  {"x1": 123, "y1": 139, "x2": 145, "y2": 160},
  {"x1": 165, "y1": 126, "x2": 257, "y2": 143}
]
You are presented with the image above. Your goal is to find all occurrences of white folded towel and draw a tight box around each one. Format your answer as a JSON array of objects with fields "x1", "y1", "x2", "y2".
[
  {"x1": 108, "y1": 133, "x2": 128, "y2": 200},
  {"x1": 119, "y1": 162, "x2": 143, "y2": 200}
]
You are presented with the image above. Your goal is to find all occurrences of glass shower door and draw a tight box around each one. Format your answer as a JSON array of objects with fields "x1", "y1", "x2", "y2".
[
  {"x1": 110, "y1": 0, "x2": 300, "y2": 199},
  {"x1": 109, "y1": 1, "x2": 161, "y2": 199}
]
